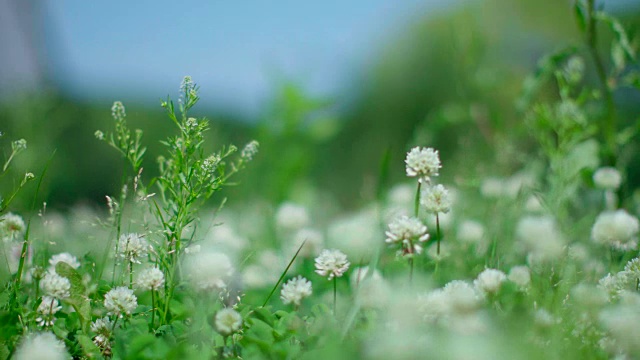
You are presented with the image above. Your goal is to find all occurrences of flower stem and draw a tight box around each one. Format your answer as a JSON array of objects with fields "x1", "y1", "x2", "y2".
[
  {"x1": 414, "y1": 182, "x2": 422, "y2": 217},
  {"x1": 333, "y1": 277, "x2": 337, "y2": 316},
  {"x1": 151, "y1": 289, "x2": 156, "y2": 329},
  {"x1": 408, "y1": 257, "x2": 414, "y2": 283},
  {"x1": 436, "y1": 213, "x2": 441, "y2": 255},
  {"x1": 129, "y1": 261, "x2": 134, "y2": 289}
]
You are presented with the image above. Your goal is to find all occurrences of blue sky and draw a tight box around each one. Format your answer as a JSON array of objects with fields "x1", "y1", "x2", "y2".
[{"x1": 44, "y1": 0, "x2": 460, "y2": 117}]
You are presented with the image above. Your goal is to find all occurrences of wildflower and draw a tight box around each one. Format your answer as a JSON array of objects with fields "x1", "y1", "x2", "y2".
[
  {"x1": 117, "y1": 233, "x2": 149, "y2": 264},
  {"x1": 508, "y1": 266, "x2": 531, "y2": 289},
  {"x1": 94, "y1": 130, "x2": 105, "y2": 140},
  {"x1": 184, "y1": 250, "x2": 234, "y2": 290},
  {"x1": 281, "y1": 276, "x2": 313, "y2": 306},
  {"x1": 385, "y1": 216, "x2": 430, "y2": 257},
  {"x1": 111, "y1": 101, "x2": 125, "y2": 121},
  {"x1": 40, "y1": 271, "x2": 71, "y2": 299},
  {"x1": 421, "y1": 184, "x2": 452, "y2": 214},
  {"x1": 593, "y1": 167, "x2": 622, "y2": 190},
  {"x1": 289, "y1": 228, "x2": 324, "y2": 258},
  {"x1": 241, "y1": 140, "x2": 259, "y2": 161},
  {"x1": 405, "y1": 147, "x2": 441, "y2": 182},
  {"x1": 48, "y1": 253, "x2": 80, "y2": 270},
  {"x1": 136, "y1": 267, "x2": 165, "y2": 291},
  {"x1": 12, "y1": 138, "x2": 27, "y2": 152},
  {"x1": 327, "y1": 207, "x2": 379, "y2": 260},
  {"x1": 91, "y1": 317, "x2": 113, "y2": 336},
  {"x1": 0, "y1": 212, "x2": 26, "y2": 240},
  {"x1": 591, "y1": 210, "x2": 639, "y2": 250},
  {"x1": 275, "y1": 202, "x2": 310, "y2": 231},
  {"x1": 598, "y1": 273, "x2": 628, "y2": 300},
  {"x1": 104, "y1": 286, "x2": 138, "y2": 317},
  {"x1": 215, "y1": 308, "x2": 243, "y2": 336},
  {"x1": 534, "y1": 309, "x2": 558, "y2": 328},
  {"x1": 457, "y1": 220, "x2": 485, "y2": 244},
  {"x1": 474, "y1": 268, "x2": 507, "y2": 295},
  {"x1": 350, "y1": 267, "x2": 388, "y2": 309},
  {"x1": 515, "y1": 215, "x2": 566, "y2": 263},
  {"x1": 13, "y1": 332, "x2": 69, "y2": 360},
  {"x1": 36, "y1": 296, "x2": 62, "y2": 327},
  {"x1": 93, "y1": 334, "x2": 111, "y2": 358},
  {"x1": 315, "y1": 249, "x2": 350, "y2": 280}
]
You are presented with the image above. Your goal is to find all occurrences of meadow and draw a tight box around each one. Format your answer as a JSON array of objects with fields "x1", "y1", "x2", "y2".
[{"x1": 2, "y1": 1, "x2": 640, "y2": 359}]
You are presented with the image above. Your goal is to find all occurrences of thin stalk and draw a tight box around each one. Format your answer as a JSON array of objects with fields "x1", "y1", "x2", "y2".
[
  {"x1": 436, "y1": 213, "x2": 441, "y2": 255},
  {"x1": 261, "y1": 239, "x2": 306, "y2": 307},
  {"x1": 151, "y1": 289, "x2": 156, "y2": 329},
  {"x1": 111, "y1": 316, "x2": 119, "y2": 335},
  {"x1": 129, "y1": 261, "x2": 133, "y2": 289},
  {"x1": 408, "y1": 257, "x2": 414, "y2": 283},
  {"x1": 333, "y1": 277, "x2": 337, "y2": 316},
  {"x1": 414, "y1": 182, "x2": 422, "y2": 217}
]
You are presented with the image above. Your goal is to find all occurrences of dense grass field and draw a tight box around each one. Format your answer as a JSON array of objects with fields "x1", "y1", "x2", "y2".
[{"x1": 2, "y1": 1, "x2": 640, "y2": 359}]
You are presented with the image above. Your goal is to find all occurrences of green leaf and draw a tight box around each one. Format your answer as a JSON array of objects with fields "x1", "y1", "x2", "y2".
[
  {"x1": 0, "y1": 343, "x2": 9, "y2": 360},
  {"x1": 574, "y1": 1, "x2": 587, "y2": 33},
  {"x1": 77, "y1": 334, "x2": 104, "y2": 359},
  {"x1": 55, "y1": 262, "x2": 91, "y2": 332}
]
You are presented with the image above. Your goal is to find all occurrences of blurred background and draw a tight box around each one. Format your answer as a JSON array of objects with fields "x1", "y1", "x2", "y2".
[{"x1": 1, "y1": 0, "x2": 640, "y2": 212}]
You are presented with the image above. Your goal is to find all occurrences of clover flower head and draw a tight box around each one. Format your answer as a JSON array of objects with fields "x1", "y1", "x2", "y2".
[
  {"x1": 91, "y1": 317, "x2": 113, "y2": 336},
  {"x1": 40, "y1": 271, "x2": 71, "y2": 299},
  {"x1": 117, "y1": 233, "x2": 149, "y2": 264},
  {"x1": 593, "y1": 167, "x2": 622, "y2": 190},
  {"x1": 474, "y1": 268, "x2": 507, "y2": 295},
  {"x1": 276, "y1": 202, "x2": 310, "y2": 231},
  {"x1": 215, "y1": 308, "x2": 243, "y2": 336},
  {"x1": 591, "y1": 210, "x2": 639, "y2": 251},
  {"x1": 136, "y1": 267, "x2": 165, "y2": 291},
  {"x1": 385, "y1": 216, "x2": 429, "y2": 258},
  {"x1": 48, "y1": 253, "x2": 81, "y2": 271},
  {"x1": 13, "y1": 332, "x2": 69, "y2": 360},
  {"x1": 104, "y1": 286, "x2": 138, "y2": 317},
  {"x1": 421, "y1": 184, "x2": 452, "y2": 214},
  {"x1": 281, "y1": 276, "x2": 313, "y2": 306},
  {"x1": 184, "y1": 250, "x2": 234, "y2": 290},
  {"x1": 508, "y1": 266, "x2": 531, "y2": 289},
  {"x1": 1, "y1": 212, "x2": 26, "y2": 240},
  {"x1": 36, "y1": 296, "x2": 62, "y2": 327},
  {"x1": 315, "y1": 249, "x2": 350, "y2": 280},
  {"x1": 405, "y1": 146, "x2": 441, "y2": 182}
]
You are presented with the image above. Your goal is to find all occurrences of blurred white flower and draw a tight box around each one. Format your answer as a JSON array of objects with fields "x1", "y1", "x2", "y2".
[
  {"x1": 457, "y1": 220, "x2": 485, "y2": 244},
  {"x1": 91, "y1": 317, "x2": 113, "y2": 336},
  {"x1": 593, "y1": 167, "x2": 622, "y2": 190},
  {"x1": 215, "y1": 308, "x2": 243, "y2": 335},
  {"x1": 280, "y1": 276, "x2": 313, "y2": 306},
  {"x1": 289, "y1": 228, "x2": 324, "y2": 258},
  {"x1": 13, "y1": 332, "x2": 69, "y2": 360},
  {"x1": 515, "y1": 215, "x2": 566, "y2": 263},
  {"x1": 0, "y1": 212, "x2": 26, "y2": 240},
  {"x1": 48, "y1": 253, "x2": 80, "y2": 270},
  {"x1": 117, "y1": 233, "x2": 149, "y2": 264},
  {"x1": 275, "y1": 202, "x2": 310, "y2": 231},
  {"x1": 591, "y1": 210, "x2": 639, "y2": 251},
  {"x1": 405, "y1": 146, "x2": 441, "y2": 182},
  {"x1": 136, "y1": 267, "x2": 165, "y2": 291},
  {"x1": 474, "y1": 268, "x2": 507, "y2": 295},
  {"x1": 184, "y1": 250, "x2": 234, "y2": 290},
  {"x1": 104, "y1": 286, "x2": 138, "y2": 317},
  {"x1": 507, "y1": 266, "x2": 531, "y2": 289},
  {"x1": 40, "y1": 271, "x2": 71, "y2": 300},
  {"x1": 327, "y1": 207, "x2": 379, "y2": 260},
  {"x1": 315, "y1": 249, "x2": 350, "y2": 280},
  {"x1": 421, "y1": 184, "x2": 452, "y2": 214}
]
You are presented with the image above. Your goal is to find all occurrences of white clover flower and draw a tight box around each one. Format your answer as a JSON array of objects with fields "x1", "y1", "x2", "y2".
[
  {"x1": 350, "y1": 267, "x2": 388, "y2": 309},
  {"x1": 385, "y1": 216, "x2": 429, "y2": 258},
  {"x1": 599, "y1": 273, "x2": 628, "y2": 300},
  {"x1": 215, "y1": 308, "x2": 243, "y2": 336},
  {"x1": 474, "y1": 268, "x2": 507, "y2": 295},
  {"x1": 534, "y1": 309, "x2": 558, "y2": 328},
  {"x1": 241, "y1": 140, "x2": 259, "y2": 161},
  {"x1": 405, "y1": 147, "x2": 441, "y2": 182},
  {"x1": 418, "y1": 289, "x2": 450, "y2": 322},
  {"x1": 508, "y1": 266, "x2": 531, "y2": 289},
  {"x1": 204, "y1": 222, "x2": 248, "y2": 255},
  {"x1": 136, "y1": 267, "x2": 165, "y2": 291},
  {"x1": 13, "y1": 332, "x2": 69, "y2": 360},
  {"x1": 593, "y1": 167, "x2": 622, "y2": 190},
  {"x1": 117, "y1": 233, "x2": 149, "y2": 264},
  {"x1": 91, "y1": 317, "x2": 113, "y2": 336},
  {"x1": 184, "y1": 250, "x2": 234, "y2": 290},
  {"x1": 327, "y1": 207, "x2": 379, "y2": 260},
  {"x1": 524, "y1": 195, "x2": 545, "y2": 213},
  {"x1": 591, "y1": 210, "x2": 639, "y2": 250},
  {"x1": 442, "y1": 280, "x2": 482, "y2": 314},
  {"x1": 315, "y1": 249, "x2": 350, "y2": 280},
  {"x1": 275, "y1": 202, "x2": 310, "y2": 231},
  {"x1": 421, "y1": 184, "x2": 452, "y2": 214},
  {"x1": 36, "y1": 296, "x2": 62, "y2": 327},
  {"x1": 570, "y1": 284, "x2": 608, "y2": 308},
  {"x1": 40, "y1": 271, "x2": 71, "y2": 299},
  {"x1": 93, "y1": 334, "x2": 111, "y2": 356},
  {"x1": 104, "y1": 286, "x2": 138, "y2": 317},
  {"x1": 48, "y1": 253, "x2": 80, "y2": 270},
  {"x1": 280, "y1": 276, "x2": 313, "y2": 306},
  {"x1": 599, "y1": 303, "x2": 640, "y2": 354},
  {"x1": 515, "y1": 215, "x2": 566, "y2": 263},
  {"x1": 0, "y1": 212, "x2": 26, "y2": 240}
]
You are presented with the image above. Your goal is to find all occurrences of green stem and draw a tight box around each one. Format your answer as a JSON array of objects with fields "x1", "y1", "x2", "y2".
[
  {"x1": 408, "y1": 257, "x2": 414, "y2": 284},
  {"x1": 151, "y1": 289, "x2": 156, "y2": 329},
  {"x1": 436, "y1": 214, "x2": 441, "y2": 255},
  {"x1": 414, "y1": 182, "x2": 422, "y2": 217},
  {"x1": 333, "y1": 277, "x2": 337, "y2": 316},
  {"x1": 129, "y1": 261, "x2": 134, "y2": 289},
  {"x1": 586, "y1": 0, "x2": 617, "y2": 163}
]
